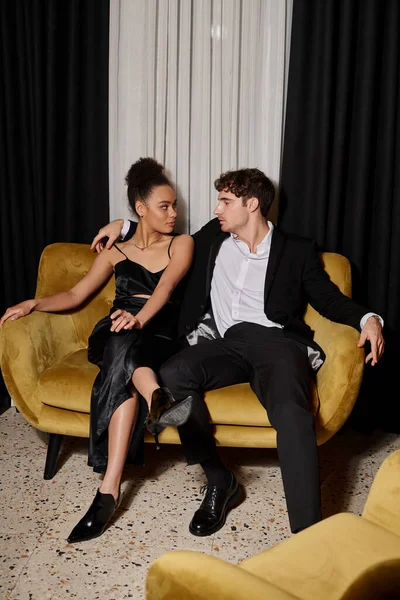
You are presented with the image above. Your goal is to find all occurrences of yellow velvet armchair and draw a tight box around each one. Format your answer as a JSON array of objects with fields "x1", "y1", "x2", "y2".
[
  {"x1": 146, "y1": 448, "x2": 400, "y2": 600},
  {"x1": 0, "y1": 242, "x2": 364, "y2": 478}
]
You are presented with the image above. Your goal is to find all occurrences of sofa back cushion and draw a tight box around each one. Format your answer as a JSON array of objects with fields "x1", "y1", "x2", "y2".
[
  {"x1": 36, "y1": 243, "x2": 351, "y2": 347},
  {"x1": 36, "y1": 243, "x2": 115, "y2": 347}
]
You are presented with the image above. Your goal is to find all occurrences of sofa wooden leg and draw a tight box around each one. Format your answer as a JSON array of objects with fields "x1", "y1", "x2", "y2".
[{"x1": 44, "y1": 434, "x2": 64, "y2": 480}]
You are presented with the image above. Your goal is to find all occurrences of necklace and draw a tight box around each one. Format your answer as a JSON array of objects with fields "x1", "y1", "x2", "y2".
[{"x1": 131, "y1": 233, "x2": 163, "y2": 251}]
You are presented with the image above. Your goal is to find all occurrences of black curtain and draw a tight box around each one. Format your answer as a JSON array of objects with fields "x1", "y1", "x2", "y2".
[
  {"x1": 0, "y1": 0, "x2": 110, "y2": 314},
  {"x1": 280, "y1": 0, "x2": 400, "y2": 431}
]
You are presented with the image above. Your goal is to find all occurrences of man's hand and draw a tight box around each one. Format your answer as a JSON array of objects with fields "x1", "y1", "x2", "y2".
[
  {"x1": 0, "y1": 299, "x2": 37, "y2": 328},
  {"x1": 110, "y1": 309, "x2": 141, "y2": 332},
  {"x1": 358, "y1": 316, "x2": 385, "y2": 366},
  {"x1": 90, "y1": 219, "x2": 125, "y2": 253}
]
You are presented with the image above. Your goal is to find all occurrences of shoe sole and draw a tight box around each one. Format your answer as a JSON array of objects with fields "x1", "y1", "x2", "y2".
[
  {"x1": 189, "y1": 484, "x2": 245, "y2": 537},
  {"x1": 157, "y1": 396, "x2": 194, "y2": 428}
]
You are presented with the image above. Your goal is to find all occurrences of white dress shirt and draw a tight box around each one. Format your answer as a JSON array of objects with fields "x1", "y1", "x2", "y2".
[
  {"x1": 211, "y1": 223, "x2": 279, "y2": 336},
  {"x1": 121, "y1": 219, "x2": 132, "y2": 239}
]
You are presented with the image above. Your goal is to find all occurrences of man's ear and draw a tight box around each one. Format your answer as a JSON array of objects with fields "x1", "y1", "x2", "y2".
[{"x1": 247, "y1": 197, "x2": 260, "y2": 213}]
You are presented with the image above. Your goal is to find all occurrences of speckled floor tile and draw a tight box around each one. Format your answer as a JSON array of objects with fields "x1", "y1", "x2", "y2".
[
  {"x1": 0, "y1": 490, "x2": 65, "y2": 537},
  {"x1": 9, "y1": 535, "x2": 209, "y2": 600},
  {"x1": 0, "y1": 411, "x2": 48, "y2": 458},
  {"x1": 9, "y1": 535, "x2": 151, "y2": 599},
  {"x1": 1, "y1": 408, "x2": 399, "y2": 599},
  {"x1": 319, "y1": 428, "x2": 400, "y2": 518},
  {"x1": 0, "y1": 451, "x2": 94, "y2": 537},
  {"x1": 321, "y1": 465, "x2": 374, "y2": 518},
  {"x1": 210, "y1": 502, "x2": 291, "y2": 564},
  {"x1": 0, "y1": 534, "x2": 40, "y2": 599}
]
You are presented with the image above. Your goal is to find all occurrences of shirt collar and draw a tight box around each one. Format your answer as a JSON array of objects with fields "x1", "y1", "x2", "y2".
[{"x1": 230, "y1": 221, "x2": 274, "y2": 256}]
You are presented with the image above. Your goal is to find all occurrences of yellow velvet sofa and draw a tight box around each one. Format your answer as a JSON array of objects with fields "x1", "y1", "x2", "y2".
[
  {"x1": 146, "y1": 448, "x2": 400, "y2": 600},
  {"x1": 0, "y1": 242, "x2": 364, "y2": 478}
]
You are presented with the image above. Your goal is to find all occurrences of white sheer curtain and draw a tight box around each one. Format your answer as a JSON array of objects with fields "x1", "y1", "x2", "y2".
[{"x1": 109, "y1": 0, "x2": 291, "y2": 233}]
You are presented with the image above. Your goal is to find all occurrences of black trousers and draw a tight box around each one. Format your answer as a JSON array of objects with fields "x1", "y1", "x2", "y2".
[{"x1": 159, "y1": 322, "x2": 322, "y2": 533}]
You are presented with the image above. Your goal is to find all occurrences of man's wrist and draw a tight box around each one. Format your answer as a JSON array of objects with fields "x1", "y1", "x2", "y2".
[{"x1": 360, "y1": 312, "x2": 384, "y2": 329}]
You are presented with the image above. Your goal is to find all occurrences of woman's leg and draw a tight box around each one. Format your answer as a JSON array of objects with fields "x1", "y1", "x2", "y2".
[
  {"x1": 98, "y1": 365, "x2": 168, "y2": 503},
  {"x1": 132, "y1": 367, "x2": 159, "y2": 408},
  {"x1": 99, "y1": 390, "x2": 139, "y2": 501},
  {"x1": 100, "y1": 365, "x2": 162, "y2": 502},
  {"x1": 67, "y1": 389, "x2": 140, "y2": 544}
]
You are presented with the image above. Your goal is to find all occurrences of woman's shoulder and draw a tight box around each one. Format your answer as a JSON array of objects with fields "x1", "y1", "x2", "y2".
[
  {"x1": 97, "y1": 243, "x2": 127, "y2": 266},
  {"x1": 169, "y1": 233, "x2": 194, "y2": 249},
  {"x1": 171, "y1": 233, "x2": 192, "y2": 242},
  {"x1": 112, "y1": 239, "x2": 130, "y2": 250}
]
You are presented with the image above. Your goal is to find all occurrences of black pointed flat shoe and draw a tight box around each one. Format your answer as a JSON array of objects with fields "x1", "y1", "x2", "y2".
[
  {"x1": 146, "y1": 387, "x2": 193, "y2": 449},
  {"x1": 67, "y1": 489, "x2": 120, "y2": 544}
]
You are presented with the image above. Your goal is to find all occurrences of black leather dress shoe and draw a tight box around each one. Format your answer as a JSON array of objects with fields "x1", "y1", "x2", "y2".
[
  {"x1": 189, "y1": 475, "x2": 243, "y2": 537},
  {"x1": 67, "y1": 489, "x2": 120, "y2": 543}
]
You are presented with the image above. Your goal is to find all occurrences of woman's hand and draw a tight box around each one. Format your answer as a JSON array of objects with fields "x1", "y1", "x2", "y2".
[
  {"x1": 0, "y1": 299, "x2": 37, "y2": 328},
  {"x1": 110, "y1": 309, "x2": 142, "y2": 332}
]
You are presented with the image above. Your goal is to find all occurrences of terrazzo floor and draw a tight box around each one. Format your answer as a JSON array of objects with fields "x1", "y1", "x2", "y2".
[{"x1": 1, "y1": 408, "x2": 399, "y2": 599}]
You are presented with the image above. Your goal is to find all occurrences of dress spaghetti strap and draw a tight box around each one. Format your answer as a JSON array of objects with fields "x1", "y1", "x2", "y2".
[
  {"x1": 113, "y1": 243, "x2": 129, "y2": 259},
  {"x1": 167, "y1": 236, "x2": 175, "y2": 259}
]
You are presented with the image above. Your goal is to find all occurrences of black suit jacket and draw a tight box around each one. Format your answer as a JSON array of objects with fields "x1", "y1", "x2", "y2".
[{"x1": 125, "y1": 218, "x2": 369, "y2": 358}]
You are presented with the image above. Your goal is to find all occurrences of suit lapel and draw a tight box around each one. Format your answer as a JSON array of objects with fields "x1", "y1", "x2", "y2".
[
  {"x1": 205, "y1": 231, "x2": 229, "y2": 296},
  {"x1": 264, "y1": 229, "x2": 286, "y2": 304}
]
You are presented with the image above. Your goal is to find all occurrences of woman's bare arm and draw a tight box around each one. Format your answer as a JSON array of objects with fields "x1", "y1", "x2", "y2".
[{"x1": 0, "y1": 250, "x2": 115, "y2": 327}]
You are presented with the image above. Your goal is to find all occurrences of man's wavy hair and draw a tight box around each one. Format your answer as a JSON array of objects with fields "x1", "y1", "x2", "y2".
[{"x1": 214, "y1": 168, "x2": 275, "y2": 219}]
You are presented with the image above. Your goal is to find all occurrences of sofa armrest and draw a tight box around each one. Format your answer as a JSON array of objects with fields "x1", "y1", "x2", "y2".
[
  {"x1": 312, "y1": 316, "x2": 364, "y2": 444},
  {"x1": 362, "y1": 449, "x2": 400, "y2": 537},
  {"x1": 0, "y1": 311, "x2": 82, "y2": 426},
  {"x1": 146, "y1": 550, "x2": 299, "y2": 600}
]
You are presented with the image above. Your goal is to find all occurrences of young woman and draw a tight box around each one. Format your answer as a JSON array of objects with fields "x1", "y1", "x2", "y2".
[{"x1": 0, "y1": 157, "x2": 194, "y2": 543}]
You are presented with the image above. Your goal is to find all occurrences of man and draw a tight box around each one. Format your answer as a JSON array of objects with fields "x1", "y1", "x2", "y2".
[{"x1": 93, "y1": 168, "x2": 384, "y2": 536}]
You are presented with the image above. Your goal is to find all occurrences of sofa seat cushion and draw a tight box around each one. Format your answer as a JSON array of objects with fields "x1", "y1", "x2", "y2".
[
  {"x1": 38, "y1": 350, "x2": 98, "y2": 412},
  {"x1": 37, "y1": 352, "x2": 319, "y2": 425},
  {"x1": 204, "y1": 381, "x2": 319, "y2": 427}
]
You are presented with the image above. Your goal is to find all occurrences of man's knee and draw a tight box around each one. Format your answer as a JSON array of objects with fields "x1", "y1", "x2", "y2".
[
  {"x1": 159, "y1": 354, "x2": 198, "y2": 392},
  {"x1": 270, "y1": 399, "x2": 315, "y2": 435},
  {"x1": 159, "y1": 356, "x2": 180, "y2": 386}
]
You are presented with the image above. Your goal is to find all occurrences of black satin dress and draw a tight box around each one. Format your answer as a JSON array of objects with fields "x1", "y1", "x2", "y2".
[{"x1": 87, "y1": 240, "x2": 179, "y2": 473}]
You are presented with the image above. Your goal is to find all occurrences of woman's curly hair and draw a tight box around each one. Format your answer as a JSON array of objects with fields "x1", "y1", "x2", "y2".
[{"x1": 125, "y1": 157, "x2": 171, "y2": 213}]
